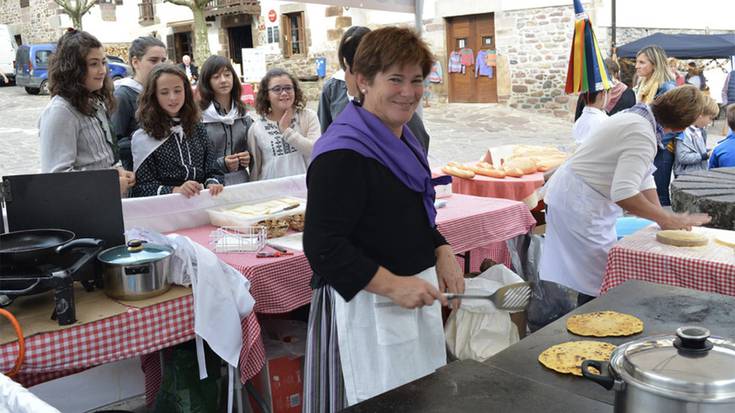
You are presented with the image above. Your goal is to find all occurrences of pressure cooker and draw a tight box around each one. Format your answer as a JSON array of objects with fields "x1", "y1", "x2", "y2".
[{"x1": 582, "y1": 326, "x2": 735, "y2": 413}]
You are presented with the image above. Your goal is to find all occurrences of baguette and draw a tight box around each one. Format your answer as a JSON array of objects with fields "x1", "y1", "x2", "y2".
[
  {"x1": 442, "y1": 165, "x2": 475, "y2": 179},
  {"x1": 470, "y1": 162, "x2": 506, "y2": 178}
]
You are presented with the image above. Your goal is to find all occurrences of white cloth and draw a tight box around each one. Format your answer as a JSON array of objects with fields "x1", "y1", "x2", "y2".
[
  {"x1": 201, "y1": 103, "x2": 245, "y2": 126},
  {"x1": 572, "y1": 106, "x2": 608, "y2": 145},
  {"x1": 567, "y1": 111, "x2": 658, "y2": 202},
  {"x1": 131, "y1": 127, "x2": 170, "y2": 172},
  {"x1": 539, "y1": 164, "x2": 622, "y2": 296},
  {"x1": 0, "y1": 373, "x2": 60, "y2": 413},
  {"x1": 123, "y1": 228, "x2": 255, "y2": 370},
  {"x1": 335, "y1": 266, "x2": 446, "y2": 405},
  {"x1": 115, "y1": 77, "x2": 143, "y2": 93},
  {"x1": 444, "y1": 264, "x2": 522, "y2": 362}
]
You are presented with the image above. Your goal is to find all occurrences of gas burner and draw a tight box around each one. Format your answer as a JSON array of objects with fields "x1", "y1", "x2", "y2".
[{"x1": 0, "y1": 245, "x2": 103, "y2": 325}]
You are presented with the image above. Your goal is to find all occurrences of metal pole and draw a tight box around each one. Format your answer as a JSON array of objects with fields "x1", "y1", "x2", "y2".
[
  {"x1": 611, "y1": 0, "x2": 617, "y2": 56},
  {"x1": 415, "y1": 0, "x2": 424, "y2": 118}
]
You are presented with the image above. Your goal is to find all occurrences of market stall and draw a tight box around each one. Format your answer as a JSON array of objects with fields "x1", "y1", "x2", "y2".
[
  {"x1": 1, "y1": 175, "x2": 535, "y2": 408},
  {"x1": 345, "y1": 280, "x2": 735, "y2": 411},
  {"x1": 600, "y1": 226, "x2": 735, "y2": 296}
]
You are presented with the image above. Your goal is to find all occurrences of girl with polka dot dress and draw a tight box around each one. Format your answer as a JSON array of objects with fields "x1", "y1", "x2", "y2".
[{"x1": 131, "y1": 64, "x2": 224, "y2": 198}]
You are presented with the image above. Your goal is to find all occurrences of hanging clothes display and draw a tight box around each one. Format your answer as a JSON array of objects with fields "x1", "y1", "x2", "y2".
[
  {"x1": 475, "y1": 50, "x2": 494, "y2": 79},
  {"x1": 448, "y1": 51, "x2": 463, "y2": 74},
  {"x1": 428, "y1": 61, "x2": 443, "y2": 83},
  {"x1": 459, "y1": 48, "x2": 475, "y2": 67},
  {"x1": 484, "y1": 50, "x2": 497, "y2": 67}
]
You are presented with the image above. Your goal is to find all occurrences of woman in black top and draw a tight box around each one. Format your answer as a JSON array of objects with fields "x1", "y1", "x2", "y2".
[{"x1": 302, "y1": 27, "x2": 464, "y2": 412}]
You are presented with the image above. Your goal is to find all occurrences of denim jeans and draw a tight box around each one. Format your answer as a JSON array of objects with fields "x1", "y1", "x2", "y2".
[{"x1": 653, "y1": 148, "x2": 674, "y2": 206}]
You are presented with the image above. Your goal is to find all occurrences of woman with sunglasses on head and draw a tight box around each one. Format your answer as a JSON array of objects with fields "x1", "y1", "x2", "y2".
[
  {"x1": 38, "y1": 29, "x2": 134, "y2": 196},
  {"x1": 247, "y1": 68, "x2": 320, "y2": 180},
  {"x1": 198, "y1": 55, "x2": 252, "y2": 185}
]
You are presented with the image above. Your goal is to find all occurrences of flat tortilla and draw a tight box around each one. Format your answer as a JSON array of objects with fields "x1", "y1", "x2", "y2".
[
  {"x1": 538, "y1": 341, "x2": 616, "y2": 376},
  {"x1": 567, "y1": 311, "x2": 643, "y2": 337},
  {"x1": 656, "y1": 230, "x2": 708, "y2": 247}
]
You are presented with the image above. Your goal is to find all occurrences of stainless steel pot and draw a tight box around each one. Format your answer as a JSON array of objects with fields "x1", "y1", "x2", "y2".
[
  {"x1": 97, "y1": 240, "x2": 173, "y2": 300},
  {"x1": 582, "y1": 326, "x2": 735, "y2": 413}
]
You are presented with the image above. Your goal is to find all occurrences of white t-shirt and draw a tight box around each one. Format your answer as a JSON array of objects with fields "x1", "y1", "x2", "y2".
[
  {"x1": 567, "y1": 112, "x2": 657, "y2": 202},
  {"x1": 572, "y1": 106, "x2": 608, "y2": 145}
]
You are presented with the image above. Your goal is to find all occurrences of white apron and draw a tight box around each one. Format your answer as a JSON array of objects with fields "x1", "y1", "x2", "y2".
[
  {"x1": 334, "y1": 266, "x2": 446, "y2": 405},
  {"x1": 539, "y1": 164, "x2": 622, "y2": 296}
]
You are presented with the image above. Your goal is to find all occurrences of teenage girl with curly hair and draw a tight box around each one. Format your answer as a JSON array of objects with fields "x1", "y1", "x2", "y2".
[
  {"x1": 247, "y1": 68, "x2": 321, "y2": 180},
  {"x1": 38, "y1": 29, "x2": 135, "y2": 195},
  {"x1": 131, "y1": 64, "x2": 223, "y2": 198}
]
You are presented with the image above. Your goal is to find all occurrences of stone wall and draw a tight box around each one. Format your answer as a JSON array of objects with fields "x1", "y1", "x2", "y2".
[
  {"x1": 495, "y1": 4, "x2": 579, "y2": 119},
  {"x1": 1, "y1": 0, "x2": 60, "y2": 44}
]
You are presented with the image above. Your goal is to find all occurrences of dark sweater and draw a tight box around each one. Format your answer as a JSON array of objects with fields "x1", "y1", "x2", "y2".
[
  {"x1": 303, "y1": 149, "x2": 448, "y2": 302},
  {"x1": 317, "y1": 77, "x2": 431, "y2": 153},
  {"x1": 111, "y1": 84, "x2": 140, "y2": 171},
  {"x1": 131, "y1": 122, "x2": 223, "y2": 197}
]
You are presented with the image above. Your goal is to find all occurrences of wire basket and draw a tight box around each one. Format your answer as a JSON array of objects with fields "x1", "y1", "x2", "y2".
[{"x1": 209, "y1": 226, "x2": 268, "y2": 253}]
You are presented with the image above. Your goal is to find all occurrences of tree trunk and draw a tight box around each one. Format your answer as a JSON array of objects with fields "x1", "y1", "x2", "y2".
[
  {"x1": 72, "y1": 14, "x2": 83, "y2": 30},
  {"x1": 191, "y1": 6, "x2": 210, "y2": 64}
]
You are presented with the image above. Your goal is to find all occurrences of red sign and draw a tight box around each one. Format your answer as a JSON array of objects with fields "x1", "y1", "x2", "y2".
[{"x1": 268, "y1": 10, "x2": 277, "y2": 23}]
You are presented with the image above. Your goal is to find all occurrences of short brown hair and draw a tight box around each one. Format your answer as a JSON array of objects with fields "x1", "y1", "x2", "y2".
[
  {"x1": 48, "y1": 29, "x2": 115, "y2": 115},
  {"x1": 352, "y1": 27, "x2": 434, "y2": 85},
  {"x1": 727, "y1": 104, "x2": 735, "y2": 131},
  {"x1": 137, "y1": 64, "x2": 200, "y2": 140},
  {"x1": 254, "y1": 68, "x2": 305, "y2": 116},
  {"x1": 650, "y1": 85, "x2": 706, "y2": 130}
]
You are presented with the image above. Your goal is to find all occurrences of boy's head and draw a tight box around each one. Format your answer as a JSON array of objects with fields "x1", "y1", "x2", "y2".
[
  {"x1": 693, "y1": 97, "x2": 720, "y2": 128},
  {"x1": 728, "y1": 104, "x2": 735, "y2": 132}
]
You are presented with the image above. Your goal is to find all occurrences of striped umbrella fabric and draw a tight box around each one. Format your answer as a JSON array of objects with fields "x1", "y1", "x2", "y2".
[{"x1": 565, "y1": 0, "x2": 612, "y2": 94}]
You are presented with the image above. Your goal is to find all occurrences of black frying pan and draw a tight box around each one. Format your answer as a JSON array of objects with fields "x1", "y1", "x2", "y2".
[{"x1": 0, "y1": 229, "x2": 100, "y2": 267}]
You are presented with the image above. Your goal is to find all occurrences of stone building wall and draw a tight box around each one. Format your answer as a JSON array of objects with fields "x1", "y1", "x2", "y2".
[
  {"x1": 495, "y1": 4, "x2": 578, "y2": 119},
  {"x1": 0, "y1": 0, "x2": 60, "y2": 44}
]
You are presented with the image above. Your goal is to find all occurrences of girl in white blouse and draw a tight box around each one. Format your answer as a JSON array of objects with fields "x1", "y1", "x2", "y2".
[{"x1": 247, "y1": 68, "x2": 320, "y2": 180}]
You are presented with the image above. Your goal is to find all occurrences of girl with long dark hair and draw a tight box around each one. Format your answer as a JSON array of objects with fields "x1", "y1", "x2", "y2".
[
  {"x1": 197, "y1": 55, "x2": 252, "y2": 185},
  {"x1": 38, "y1": 29, "x2": 134, "y2": 195},
  {"x1": 131, "y1": 64, "x2": 223, "y2": 198}
]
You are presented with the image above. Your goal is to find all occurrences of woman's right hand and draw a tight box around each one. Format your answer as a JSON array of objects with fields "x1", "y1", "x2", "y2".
[
  {"x1": 658, "y1": 212, "x2": 711, "y2": 231},
  {"x1": 386, "y1": 276, "x2": 447, "y2": 309},
  {"x1": 173, "y1": 180, "x2": 203, "y2": 198}
]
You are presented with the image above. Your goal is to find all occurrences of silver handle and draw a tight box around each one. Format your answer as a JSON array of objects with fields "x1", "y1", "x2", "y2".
[{"x1": 444, "y1": 293, "x2": 490, "y2": 300}]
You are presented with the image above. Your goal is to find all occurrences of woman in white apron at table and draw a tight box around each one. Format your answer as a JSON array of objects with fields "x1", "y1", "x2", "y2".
[
  {"x1": 302, "y1": 27, "x2": 464, "y2": 412},
  {"x1": 540, "y1": 85, "x2": 711, "y2": 307}
]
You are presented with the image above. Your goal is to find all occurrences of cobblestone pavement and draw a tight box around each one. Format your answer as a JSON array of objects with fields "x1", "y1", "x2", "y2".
[{"x1": 0, "y1": 84, "x2": 725, "y2": 177}]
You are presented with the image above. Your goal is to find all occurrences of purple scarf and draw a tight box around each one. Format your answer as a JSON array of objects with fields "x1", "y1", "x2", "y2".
[{"x1": 310, "y1": 102, "x2": 449, "y2": 227}]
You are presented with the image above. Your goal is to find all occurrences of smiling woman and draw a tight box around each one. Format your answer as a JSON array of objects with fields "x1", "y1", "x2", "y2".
[
  {"x1": 37, "y1": 29, "x2": 135, "y2": 196},
  {"x1": 302, "y1": 27, "x2": 465, "y2": 412}
]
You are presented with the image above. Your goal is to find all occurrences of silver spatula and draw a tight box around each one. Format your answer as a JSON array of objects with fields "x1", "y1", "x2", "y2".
[{"x1": 444, "y1": 282, "x2": 531, "y2": 312}]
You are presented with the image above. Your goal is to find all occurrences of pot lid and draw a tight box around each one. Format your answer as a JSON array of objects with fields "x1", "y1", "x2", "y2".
[
  {"x1": 98, "y1": 240, "x2": 173, "y2": 265},
  {"x1": 612, "y1": 326, "x2": 735, "y2": 400}
]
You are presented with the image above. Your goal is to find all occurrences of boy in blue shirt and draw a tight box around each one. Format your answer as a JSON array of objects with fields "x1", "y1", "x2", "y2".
[{"x1": 709, "y1": 104, "x2": 735, "y2": 169}]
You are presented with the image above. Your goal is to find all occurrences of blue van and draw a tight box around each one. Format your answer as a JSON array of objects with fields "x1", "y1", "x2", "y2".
[
  {"x1": 15, "y1": 43, "x2": 132, "y2": 95},
  {"x1": 15, "y1": 43, "x2": 54, "y2": 94}
]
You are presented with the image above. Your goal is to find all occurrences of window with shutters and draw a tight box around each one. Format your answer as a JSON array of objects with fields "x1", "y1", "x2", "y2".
[
  {"x1": 281, "y1": 12, "x2": 306, "y2": 58},
  {"x1": 20, "y1": 0, "x2": 30, "y2": 8}
]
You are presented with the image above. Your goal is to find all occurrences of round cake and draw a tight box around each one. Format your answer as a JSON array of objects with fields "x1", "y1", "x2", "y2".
[{"x1": 670, "y1": 167, "x2": 735, "y2": 230}]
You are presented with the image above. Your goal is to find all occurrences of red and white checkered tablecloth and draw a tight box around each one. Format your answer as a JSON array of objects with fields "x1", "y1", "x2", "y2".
[
  {"x1": 601, "y1": 226, "x2": 735, "y2": 296},
  {"x1": 0, "y1": 294, "x2": 264, "y2": 391},
  {"x1": 0, "y1": 192, "x2": 534, "y2": 404}
]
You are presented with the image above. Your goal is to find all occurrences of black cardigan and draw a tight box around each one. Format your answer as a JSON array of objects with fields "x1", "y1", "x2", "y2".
[{"x1": 303, "y1": 149, "x2": 448, "y2": 301}]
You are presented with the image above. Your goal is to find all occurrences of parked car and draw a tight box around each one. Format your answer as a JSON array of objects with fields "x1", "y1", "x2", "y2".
[
  {"x1": 0, "y1": 24, "x2": 17, "y2": 85},
  {"x1": 15, "y1": 45, "x2": 132, "y2": 94},
  {"x1": 15, "y1": 43, "x2": 53, "y2": 94}
]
